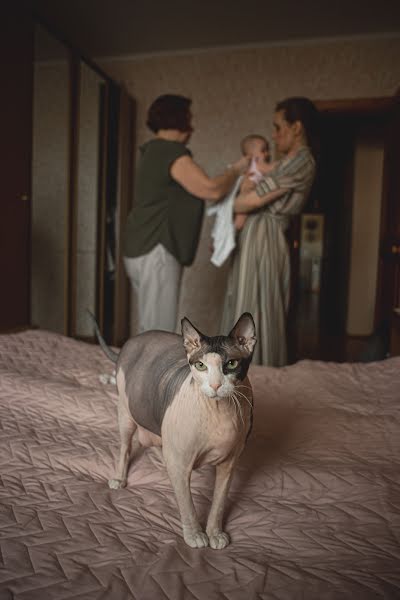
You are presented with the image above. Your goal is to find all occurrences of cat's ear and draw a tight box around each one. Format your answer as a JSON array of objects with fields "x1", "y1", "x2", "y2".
[
  {"x1": 181, "y1": 317, "x2": 203, "y2": 355},
  {"x1": 228, "y1": 313, "x2": 257, "y2": 356}
]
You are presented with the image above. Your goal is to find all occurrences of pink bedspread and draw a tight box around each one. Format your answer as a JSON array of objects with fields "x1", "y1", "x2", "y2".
[{"x1": 1, "y1": 330, "x2": 400, "y2": 599}]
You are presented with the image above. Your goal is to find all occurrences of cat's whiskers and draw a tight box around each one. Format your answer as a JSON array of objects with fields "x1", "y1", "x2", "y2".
[
  {"x1": 227, "y1": 393, "x2": 237, "y2": 416},
  {"x1": 227, "y1": 395, "x2": 237, "y2": 419},
  {"x1": 227, "y1": 394, "x2": 238, "y2": 417},
  {"x1": 232, "y1": 388, "x2": 253, "y2": 410},
  {"x1": 229, "y1": 392, "x2": 244, "y2": 425}
]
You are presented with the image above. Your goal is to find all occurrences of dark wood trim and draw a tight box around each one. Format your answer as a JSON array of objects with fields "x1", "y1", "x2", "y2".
[
  {"x1": 374, "y1": 89, "x2": 400, "y2": 325},
  {"x1": 96, "y1": 82, "x2": 110, "y2": 334},
  {"x1": 340, "y1": 135, "x2": 356, "y2": 337},
  {"x1": 113, "y1": 89, "x2": 135, "y2": 346},
  {"x1": 315, "y1": 96, "x2": 395, "y2": 115},
  {"x1": 286, "y1": 216, "x2": 301, "y2": 363},
  {"x1": 65, "y1": 53, "x2": 81, "y2": 336}
]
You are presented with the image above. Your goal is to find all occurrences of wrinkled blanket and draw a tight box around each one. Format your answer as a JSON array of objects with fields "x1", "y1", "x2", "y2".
[{"x1": 1, "y1": 330, "x2": 400, "y2": 599}]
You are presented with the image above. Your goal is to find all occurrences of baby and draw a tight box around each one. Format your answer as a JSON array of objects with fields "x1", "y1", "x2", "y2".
[
  {"x1": 234, "y1": 134, "x2": 273, "y2": 230},
  {"x1": 241, "y1": 134, "x2": 271, "y2": 181},
  {"x1": 208, "y1": 134, "x2": 273, "y2": 267}
]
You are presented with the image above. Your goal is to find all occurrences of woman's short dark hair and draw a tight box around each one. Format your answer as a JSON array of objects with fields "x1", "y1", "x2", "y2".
[
  {"x1": 275, "y1": 97, "x2": 320, "y2": 157},
  {"x1": 146, "y1": 94, "x2": 192, "y2": 133}
]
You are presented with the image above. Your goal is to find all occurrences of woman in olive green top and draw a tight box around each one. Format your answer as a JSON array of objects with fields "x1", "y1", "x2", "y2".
[{"x1": 123, "y1": 94, "x2": 248, "y2": 333}]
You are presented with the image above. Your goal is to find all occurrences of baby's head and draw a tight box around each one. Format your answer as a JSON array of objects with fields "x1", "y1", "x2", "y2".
[{"x1": 240, "y1": 134, "x2": 270, "y2": 165}]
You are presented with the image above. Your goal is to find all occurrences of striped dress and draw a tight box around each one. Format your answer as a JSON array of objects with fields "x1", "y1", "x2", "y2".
[{"x1": 221, "y1": 146, "x2": 316, "y2": 366}]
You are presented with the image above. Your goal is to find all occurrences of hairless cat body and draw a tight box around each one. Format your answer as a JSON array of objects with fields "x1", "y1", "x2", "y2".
[{"x1": 90, "y1": 311, "x2": 256, "y2": 549}]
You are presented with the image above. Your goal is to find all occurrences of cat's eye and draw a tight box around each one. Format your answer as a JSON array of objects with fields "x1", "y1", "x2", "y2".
[
  {"x1": 226, "y1": 359, "x2": 239, "y2": 370},
  {"x1": 194, "y1": 361, "x2": 207, "y2": 371}
]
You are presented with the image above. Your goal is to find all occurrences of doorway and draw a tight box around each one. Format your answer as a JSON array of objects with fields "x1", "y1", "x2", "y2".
[{"x1": 291, "y1": 102, "x2": 390, "y2": 362}]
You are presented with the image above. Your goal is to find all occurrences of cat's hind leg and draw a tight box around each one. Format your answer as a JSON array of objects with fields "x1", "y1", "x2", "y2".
[{"x1": 108, "y1": 395, "x2": 138, "y2": 490}]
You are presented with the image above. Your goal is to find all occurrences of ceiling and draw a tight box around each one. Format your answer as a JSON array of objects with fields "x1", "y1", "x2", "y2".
[{"x1": 30, "y1": 0, "x2": 400, "y2": 60}]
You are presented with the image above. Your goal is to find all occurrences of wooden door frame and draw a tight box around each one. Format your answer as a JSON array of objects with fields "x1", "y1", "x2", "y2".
[
  {"x1": 65, "y1": 52, "x2": 81, "y2": 336},
  {"x1": 314, "y1": 97, "x2": 395, "y2": 115},
  {"x1": 374, "y1": 88, "x2": 400, "y2": 326}
]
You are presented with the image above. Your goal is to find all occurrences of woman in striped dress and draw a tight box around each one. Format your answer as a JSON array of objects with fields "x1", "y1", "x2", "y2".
[{"x1": 221, "y1": 97, "x2": 319, "y2": 366}]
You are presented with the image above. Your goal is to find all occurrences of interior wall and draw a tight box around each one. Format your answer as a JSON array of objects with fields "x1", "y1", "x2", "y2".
[
  {"x1": 346, "y1": 131, "x2": 384, "y2": 336},
  {"x1": 100, "y1": 35, "x2": 400, "y2": 337}
]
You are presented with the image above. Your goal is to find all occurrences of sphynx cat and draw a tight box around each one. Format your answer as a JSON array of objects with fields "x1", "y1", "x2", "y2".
[{"x1": 90, "y1": 311, "x2": 256, "y2": 549}]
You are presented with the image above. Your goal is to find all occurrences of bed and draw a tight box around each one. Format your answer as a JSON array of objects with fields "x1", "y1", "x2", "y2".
[{"x1": 1, "y1": 329, "x2": 400, "y2": 599}]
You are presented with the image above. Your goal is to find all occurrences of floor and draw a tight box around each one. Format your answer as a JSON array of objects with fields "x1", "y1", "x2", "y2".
[{"x1": 292, "y1": 291, "x2": 371, "y2": 364}]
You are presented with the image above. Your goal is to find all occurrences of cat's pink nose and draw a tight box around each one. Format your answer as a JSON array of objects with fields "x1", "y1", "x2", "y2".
[{"x1": 210, "y1": 382, "x2": 222, "y2": 391}]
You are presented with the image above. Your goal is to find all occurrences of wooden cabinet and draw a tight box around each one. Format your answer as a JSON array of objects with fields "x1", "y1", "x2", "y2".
[
  {"x1": 0, "y1": 4, "x2": 34, "y2": 331},
  {"x1": 3, "y1": 9, "x2": 135, "y2": 343}
]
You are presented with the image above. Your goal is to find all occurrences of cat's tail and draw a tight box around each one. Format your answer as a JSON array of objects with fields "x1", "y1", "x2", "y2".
[{"x1": 87, "y1": 309, "x2": 119, "y2": 363}]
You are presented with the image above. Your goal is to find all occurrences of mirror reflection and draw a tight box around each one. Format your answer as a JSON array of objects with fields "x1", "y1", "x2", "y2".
[
  {"x1": 31, "y1": 24, "x2": 69, "y2": 333},
  {"x1": 75, "y1": 62, "x2": 105, "y2": 338}
]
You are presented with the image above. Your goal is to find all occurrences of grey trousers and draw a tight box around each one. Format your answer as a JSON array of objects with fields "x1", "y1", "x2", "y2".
[{"x1": 124, "y1": 244, "x2": 183, "y2": 333}]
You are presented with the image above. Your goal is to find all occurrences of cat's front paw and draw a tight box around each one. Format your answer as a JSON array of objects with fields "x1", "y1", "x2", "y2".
[
  {"x1": 108, "y1": 478, "x2": 126, "y2": 489},
  {"x1": 208, "y1": 531, "x2": 230, "y2": 550},
  {"x1": 183, "y1": 529, "x2": 209, "y2": 548}
]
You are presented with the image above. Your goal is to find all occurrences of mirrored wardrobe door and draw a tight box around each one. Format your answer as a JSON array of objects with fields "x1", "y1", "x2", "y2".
[
  {"x1": 31, "y1": 24, "x2": 70, "y2": 333},
  {"x1": 74, "y1": 61, "x2": 106, "y2": 338}
]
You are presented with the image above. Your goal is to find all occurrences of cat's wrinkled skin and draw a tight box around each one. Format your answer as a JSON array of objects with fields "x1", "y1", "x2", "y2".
[{"x1": 98, "y1": 312, "x2": 256, "y2": 549}]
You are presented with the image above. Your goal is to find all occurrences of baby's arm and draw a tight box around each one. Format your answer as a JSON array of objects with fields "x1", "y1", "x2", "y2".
[
  {"x1": 234, "y1": 213, "x2": 248, "y2": 231},
  {"x1": 259, "y1": 160, "x2": 279, "y2": 175}
]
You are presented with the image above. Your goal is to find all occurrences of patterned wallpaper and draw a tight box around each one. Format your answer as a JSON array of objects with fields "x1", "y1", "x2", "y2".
[{"x1": 100, "y1": 36, "x2": 400, "y2": 337}]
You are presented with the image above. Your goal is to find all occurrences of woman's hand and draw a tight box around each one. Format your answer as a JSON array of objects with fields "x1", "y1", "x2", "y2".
[
  {"x1": 230, "y1": 155, "x2": 250, "y2": 175},
  {"x1": 240, "y1": 176, "x2": 255, "y2": 193},
  {"x1": 171, "y1": 155, "x2": 247, "y2": 202}
]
